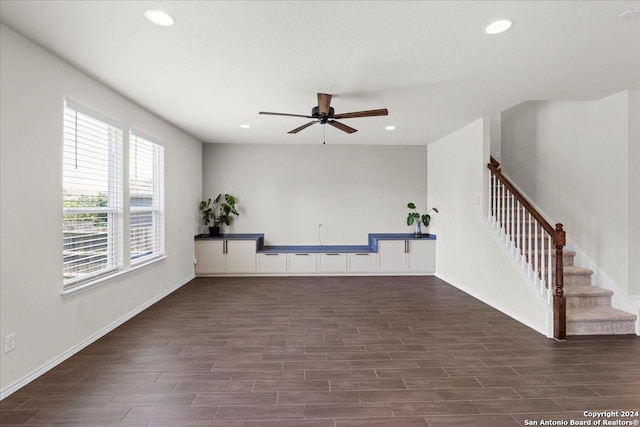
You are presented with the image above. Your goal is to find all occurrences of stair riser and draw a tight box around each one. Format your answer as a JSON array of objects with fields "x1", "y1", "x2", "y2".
[
  {"x1": 554, "y1": 273, "x2": 593, "y2": 286},
  {"x1": 566, "y1": 295, "x2": 611, "y2": 308},
  {"x1": 567, "y1": 321, "x2": 636, "y2": 335}
]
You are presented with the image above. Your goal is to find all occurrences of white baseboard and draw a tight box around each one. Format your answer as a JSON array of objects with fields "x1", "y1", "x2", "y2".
[{"x1": 0, "y1": 274, "x2": 195, "y2": 400}]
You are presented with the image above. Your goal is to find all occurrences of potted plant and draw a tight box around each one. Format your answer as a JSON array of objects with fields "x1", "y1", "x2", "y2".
[
  {"x1": 407, "y1": 202, "x2": 438, "y2": 237},
  {"x1": 199, "y1": 193, "x2": 239, "y2": 236}
]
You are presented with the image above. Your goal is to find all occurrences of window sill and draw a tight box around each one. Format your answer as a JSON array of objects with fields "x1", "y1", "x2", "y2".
[{"x1": 61, "y1": 255, "x2": 167, "y2": 299}]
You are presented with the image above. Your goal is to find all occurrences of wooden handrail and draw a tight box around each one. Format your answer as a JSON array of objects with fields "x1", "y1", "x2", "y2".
[{"x1": 488, "y1": 156, "x2": 566, "y2": 339}]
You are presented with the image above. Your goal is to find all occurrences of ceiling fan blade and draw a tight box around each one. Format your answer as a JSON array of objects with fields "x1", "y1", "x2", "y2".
[
  {"x1": 288, "y1": 121, "x2": 317, "y2": 134},
  {"x1": 317, "y1": 93, "x2": 332, "y2": 116},
  {"x1": 259, "y1": 112, "x2": 313, "y2": 118},
  {"x1": 328, "y1": 120, "x2": 358, "y2": 134},
  {"x1": 333, "y1": 108, "x2": 389, "y2": 119}
]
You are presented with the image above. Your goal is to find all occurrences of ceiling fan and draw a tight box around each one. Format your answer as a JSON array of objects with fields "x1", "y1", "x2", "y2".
[{"x1": 259, "y1": 93, "x2": 388, "y2": 134}]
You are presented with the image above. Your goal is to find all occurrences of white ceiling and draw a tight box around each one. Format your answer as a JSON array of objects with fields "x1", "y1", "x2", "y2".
[{"x1": 1, "y1": 1, "x2": 638, "y2": 145}]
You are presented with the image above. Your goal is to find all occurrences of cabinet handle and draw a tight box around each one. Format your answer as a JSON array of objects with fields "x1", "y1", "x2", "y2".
[
  {"x1": 264, "y1": 253, "x2": 280, "y2": 256},
  {"x1": 356, "y1": 253, "x2": 370, "y2": 256},
  {"x1": 295, "y1": 253, "x2": 310, "y2": 256},
  {"x1": 404, "y1": 240, "x2": 409, "y2": 253},
  {"x1": 325, "y1": 253, "x2": 340, "y2": 256},
  {"x1": 223, "y1": 240, "x2": 228, "y2": 254}
]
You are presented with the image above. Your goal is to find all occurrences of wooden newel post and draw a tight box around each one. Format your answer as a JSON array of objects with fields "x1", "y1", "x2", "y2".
[{"x1": 553, "y1": 223, "x2": 566, "y2": 340}]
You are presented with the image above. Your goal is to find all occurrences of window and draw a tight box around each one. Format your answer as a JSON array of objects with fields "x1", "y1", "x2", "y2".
[
  {"x1": 129, "y1": 133, "x2": 164, "y2": 264},
  {"x1": 62, "y1": 101, "x2": 123, "y2": 288},
  {"x1": 62, "y1": 101, "x2": 166, "y2": 293}
]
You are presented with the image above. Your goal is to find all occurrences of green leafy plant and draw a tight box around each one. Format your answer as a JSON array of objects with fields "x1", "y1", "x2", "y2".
[
  {"x1": 199, "y1": 193, "x2": 239, "y2": 227},
  {"x1": 63, "y1": 192, "x2": 109, "y2": 227},
  {"x1": 407, "y1": 202, "x2": 438, "y2": 227}
]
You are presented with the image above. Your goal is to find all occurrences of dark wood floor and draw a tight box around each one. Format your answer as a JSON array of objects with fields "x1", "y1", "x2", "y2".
[{"x1": 2, "y1": 276, "x2": 639, "y2": 426}]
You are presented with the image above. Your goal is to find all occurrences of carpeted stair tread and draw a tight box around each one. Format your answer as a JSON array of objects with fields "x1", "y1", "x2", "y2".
[
  {"x1": 567, "y1": 307, "x2": 637, "y2": 322},
  {"x1": 564, "y1": 285, "x2": 613, "y2": 297}
]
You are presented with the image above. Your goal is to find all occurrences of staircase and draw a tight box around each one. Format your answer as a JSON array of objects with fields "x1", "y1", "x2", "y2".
[
  {"x1": 560, "y1": 253, "x2": 636, "y2": 335},
  {"x1": 488, "y1": 157, "x2": 637, "y2": 338}
]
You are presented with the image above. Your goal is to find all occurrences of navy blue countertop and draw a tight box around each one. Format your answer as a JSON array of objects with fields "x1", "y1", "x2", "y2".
[
  {"x1": 195, "y1": 233, "x2": 435, "y2": 254},
  {"x1": 260, "y1": 245, "x2": 373, "y2": 254},
  {"x1": 195, "y1": 233, "x2": 264, "y2": 241}
]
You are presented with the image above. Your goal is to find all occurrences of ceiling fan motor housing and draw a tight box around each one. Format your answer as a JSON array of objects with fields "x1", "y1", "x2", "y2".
[{"x1": 312, "y1": 106, "x2": 335, "y2": 123}]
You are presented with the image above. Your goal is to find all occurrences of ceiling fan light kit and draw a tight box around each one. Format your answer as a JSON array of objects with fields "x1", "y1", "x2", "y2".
[{"x1": 259, "y1": 93, "x2": 388, "y2": 135}]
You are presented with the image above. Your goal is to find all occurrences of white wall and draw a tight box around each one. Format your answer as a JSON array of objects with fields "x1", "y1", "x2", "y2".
[
  {"x1": 501, "y1": 92, "x2": 634, "y2": 295},
  {"x1": 489, "y1": 113, "x2": 501, "y2": 160},
  {"x1": 202, "y1": 143, "x2": 428, "y2": 245},
  {"x1": 428, "y1": 119, "x2": 549, "y2": 335},
  {"x1": 628, "y1": 90, "x2": 640, "y2": 296},
  {"x1": 0, "y1": 24, "x2": 203, "y2": 396}
]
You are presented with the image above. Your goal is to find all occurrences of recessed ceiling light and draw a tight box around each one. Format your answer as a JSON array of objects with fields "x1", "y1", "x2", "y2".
[
  {"x1": 240, "y1": 124, "x2": 251, "y2": 129},
  {"x1": 485, "y1": 19, "x2": 513, "y2": 35},
  {"x1": 144, "y1": 10, "x2": 175, "y2": 27},
  {"x1": 385, "y1": 125, "x2": 396, "y2": 131}
]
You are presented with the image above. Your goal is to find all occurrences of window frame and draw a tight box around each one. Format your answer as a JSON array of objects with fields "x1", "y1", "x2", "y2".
[
  {"x1": 62, "y1": 100, "x2": 124, "y2": 290},
  {"x1": 62, "y1": 100, "x2": 167, "y2": 297},
  {"x1": 129, "y1": 131, "x2": 165, "y2": 265}
]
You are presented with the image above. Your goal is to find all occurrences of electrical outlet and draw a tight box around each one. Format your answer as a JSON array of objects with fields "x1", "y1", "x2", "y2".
[{"x1": 5, "y1": 333, "x2": 16, "y2": 353}]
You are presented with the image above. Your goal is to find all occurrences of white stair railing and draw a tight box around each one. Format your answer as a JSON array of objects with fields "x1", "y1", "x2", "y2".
[{"x1": 488, "y1": 157, "x2": 567, "y2": 339}]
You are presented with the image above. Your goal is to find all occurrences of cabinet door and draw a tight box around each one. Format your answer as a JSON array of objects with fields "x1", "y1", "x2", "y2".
[
  {"x1": 318, "y1": 253, "x2": 347, "y2": 273},
  {"x1": 225, "y1": 240, "x2": 256, "y2": 273},
  {"x1": 407, "y1": 240, "x2": 436, "y2": 273},
  {"x1": 377, "y1": 240, "x2": 407, "y2": 272},
  {"x1": 257, "y1": 253, "x2": 287, "y2": 273},
  {"x1": 195, "y1": 241, "x2": 225, "y2": 275}
]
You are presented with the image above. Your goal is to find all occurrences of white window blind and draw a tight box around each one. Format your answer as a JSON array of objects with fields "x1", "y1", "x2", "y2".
[
  {"x1": 63, "y1": 101, "x2": 123, "y2": 288},
  {"x1": 130, "y1": 133, "x2": 164, "y2": 264}
]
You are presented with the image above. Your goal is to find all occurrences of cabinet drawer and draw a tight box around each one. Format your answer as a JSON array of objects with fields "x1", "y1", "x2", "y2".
[
  {"x1": 257, "y1": 253, "x2": 287, "y2": 273},
  {"x1": 348, "y1": 253, "x2": 377, "y2": 272},
  {"x1": 287, "y1": 253, "x2": 317, "y2": 273},
  {"x1": 318, "y1": 253, "x2": 347, "y2": 273}
]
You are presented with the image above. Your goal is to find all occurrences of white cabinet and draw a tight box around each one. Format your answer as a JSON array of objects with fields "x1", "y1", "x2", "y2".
[
  {"x1": 377, "y1": 240, "x2": 408, "y2": 272},
  {"x1": 257, "y1": 253, "x2": 287, "y2": 273},
  {"x1": 377, "y1": 239, "x2": 435, "y2": 273},
  {"x1": 348, "y1": 253, "x2": 377, "y2": 273},
  {"x1": 195, "y1": 241, "x2": 225, "y2": 275},
  {"x1": 318, "y1": 253, "x2": 347, "y2": 273},
  {"x1": 196, "y1": 235, "x2": 435, "y2": 276},
  {"x1": 195, "y1": 239, "x2": 256, "y2": 275},
  {"x1": 225, "y1": 240, "x2": 256, "y2": 273},
  {"x1": 287, "y1": 253, "x2": 317, "y2": 273},
  {"x1": 407, "y1": 240, "x2": 435, "y2": 273}
]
